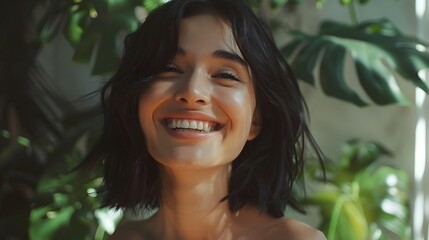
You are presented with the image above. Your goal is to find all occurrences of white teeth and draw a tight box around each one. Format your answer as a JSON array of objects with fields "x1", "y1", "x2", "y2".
[
  {"x1": 203, "y1": 122, "x2": 210, "y2": 132},
  {"x1": 182, "y1": 120, "x2": 190, "y2": 128},
  {"x1": 197, "y1": 122, "x2": 203, "y2": 130},
  {"x1": 189, "y1": 120, "x2": 197, "y2": 129},
  {"x1": 166, "y1": 119, "x2": 218, "y2": 132}
]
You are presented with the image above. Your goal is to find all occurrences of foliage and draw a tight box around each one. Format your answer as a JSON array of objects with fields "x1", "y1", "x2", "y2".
[
  {"x1": 28, "y1": 127, "x2": 125, "y2": 240},
  {"x1": 0, "y1": 0, "x2": 151, "y2": 238},
  {"x1": 0, "y1": 0, "x2": 418, "y2": 239},
  {"x1": 39, "y1": 0, "x2": 154, "y2": 75},
  {"x1": 305, "y1": 140, "x2": 410, "y2": 240},
  {"x1": 281, "y1": 19, "x2": 429, "y2": 106}
]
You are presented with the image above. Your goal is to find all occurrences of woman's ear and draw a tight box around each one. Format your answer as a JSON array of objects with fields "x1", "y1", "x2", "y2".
[{"x1": 247, "y1": 108, "x2": 261, "y2": 140}]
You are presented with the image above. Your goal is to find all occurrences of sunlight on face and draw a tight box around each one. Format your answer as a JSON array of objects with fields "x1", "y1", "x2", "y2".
[{"x1": 138, "y1": 14, "x2": 260, "y2": 169}]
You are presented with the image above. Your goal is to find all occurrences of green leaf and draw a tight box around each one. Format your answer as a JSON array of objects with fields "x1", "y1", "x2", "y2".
[
  {"x1": 304, "y1": 140, "x2": 410, "y2": 240},
  {"x1": 1, "y1": 129, "x2": 10, "y2": 138},
  {"x1": 340, "y1": 140, "x2": 392, "y2": 173},
  {"x1": 355, "y1": 166, "x2": 409, "y2": 238},
  {"x1": 30, "y1": 206, "x2": 75, "y2": 240},
  {"x1": 70, "y1": 17, "x2": 101, "y2": 62},
  {"x1": 379, "y1": 213, "x2": 410, "y2": 239},
  {"x1": 280, "y1": 39, "x2": 301, "y2": 59},
  {"x1": 16, "y1": 136, "x2": 31, "y2": 147},
  {"x1": 309, "y1": 188, "x2": 368, "y2": 240},
  {"x1": 334, "y1": 20, "x2": 429, "y2": 93},
  {"x1": 325, "y1": 36, "x2": 408, "y2": 104},
  {"x1": 144, "y1": 0, "x2": 166, "y2": 11},
  {"x1": 282, "y1": 19, "x2": 429, "y2": 106},
  {"x1": 332, "y1": 198, "x2": 368, "y2": 240},
  {"x1": 355, "y1": 60, "x2": 407, "y2": 104},
  {"x1": 339, "y1": 0, "x2": 353, "y2": 5},
  {"x1": 320, "y1": 41, "x2": 367, "y2": 106},
  {"x1": 62, "y1": 0, "x2": 140, "y2": 75},
  {"x1": 63, "y1": 10, "x2": 86, "y2": 47},
  {"x1": 307, "y1": 188, "x2": 341, "y2": 207},
  {"x1": 292, "y1": 38, "x2": 324, "y2": 85}
]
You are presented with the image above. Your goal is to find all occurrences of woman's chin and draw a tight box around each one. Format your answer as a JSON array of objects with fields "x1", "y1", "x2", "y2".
[{"x1": 151, "y1": 150, "x2": 232, "y2": 170}]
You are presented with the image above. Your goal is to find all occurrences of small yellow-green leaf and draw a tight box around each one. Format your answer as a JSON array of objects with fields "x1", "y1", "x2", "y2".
[{"x1": 17, "y1": 136, "x2": 31, "y2": 147}]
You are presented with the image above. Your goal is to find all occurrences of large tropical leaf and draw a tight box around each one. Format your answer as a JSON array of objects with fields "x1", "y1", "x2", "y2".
[{"x1": 282, "y1": 19, "x2": 429, "y2": 106}]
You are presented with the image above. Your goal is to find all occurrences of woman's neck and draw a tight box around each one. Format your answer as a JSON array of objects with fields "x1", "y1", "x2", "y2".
[{"x1": 150, "y1": 165, "x2": 237, "y2": 240}]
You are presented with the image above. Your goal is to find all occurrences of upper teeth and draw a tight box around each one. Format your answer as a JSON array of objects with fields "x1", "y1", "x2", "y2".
[{"x1": 166, "y1": 119, "x2": 214, "y2": 132}]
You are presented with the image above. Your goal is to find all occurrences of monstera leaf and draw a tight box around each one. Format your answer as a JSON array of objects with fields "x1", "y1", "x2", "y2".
[
  {"x1": 282, "y1": 19, "x2": 429, "y2": 106},
  {"x1": 305, "y1": 140, "x2": 410, "y2": 240}
]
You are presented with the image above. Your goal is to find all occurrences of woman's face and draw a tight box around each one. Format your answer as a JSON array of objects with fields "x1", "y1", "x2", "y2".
[{"x1": 138, "y1": 14, "x2": 260, "y2": 169}]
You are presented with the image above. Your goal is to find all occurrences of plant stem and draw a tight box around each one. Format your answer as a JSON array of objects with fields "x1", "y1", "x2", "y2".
[
  {"x1": 348, "y1": 1, "x2": 358, "y2": 25},
  {"x1": 94, "y1": 226, "x2": 105, "y2": 240},
  {"x1": 328, "y1": 196, "x2": 347, "y2": 240}
]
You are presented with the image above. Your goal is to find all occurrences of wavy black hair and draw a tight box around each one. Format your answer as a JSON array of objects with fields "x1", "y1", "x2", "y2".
[{"x1": 83, "y1": 0, "x2": 324, "y2": 218}]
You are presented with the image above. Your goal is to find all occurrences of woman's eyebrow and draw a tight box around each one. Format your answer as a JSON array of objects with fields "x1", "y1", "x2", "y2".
[
  {"x1": 176, "y1": 47, "x2": 247, "y2": 67},
  {"x1": 212, "y1": 50, "x2": 247, "y2": 68}
]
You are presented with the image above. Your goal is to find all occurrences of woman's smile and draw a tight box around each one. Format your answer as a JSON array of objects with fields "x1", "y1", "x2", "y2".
[
  {"x1": 161, "y1": 112, "x2": 225, "y2": 140},
  {"x1": 165, "y1": 119, "x2": 217, "y2": 133}
]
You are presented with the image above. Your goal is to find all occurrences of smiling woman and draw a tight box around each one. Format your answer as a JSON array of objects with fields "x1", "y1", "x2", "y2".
[
  {"x1": 139, "y1": 15, "x2": 259, "y2": 170},
  {"x1": 82, "y1": 0, "x2": 326, "y2": 239}
]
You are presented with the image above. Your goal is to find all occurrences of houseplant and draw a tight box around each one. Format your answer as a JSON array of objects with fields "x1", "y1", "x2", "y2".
[
  {"x1": 304, "y1": 140, "x2": 410, "y2": 240},
  {"x1": 0, "y1": 0, "x2": 422, "y2": 239}
]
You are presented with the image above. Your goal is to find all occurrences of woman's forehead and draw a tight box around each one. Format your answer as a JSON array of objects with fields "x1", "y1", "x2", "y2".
[{"x1": 177, "y1": 14, "x2": 242, "y2": 58}]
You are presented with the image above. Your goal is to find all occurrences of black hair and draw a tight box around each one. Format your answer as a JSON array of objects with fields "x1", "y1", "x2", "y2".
[{"x1": 83, "y1": 0, "x2": 324, "y2": 218}]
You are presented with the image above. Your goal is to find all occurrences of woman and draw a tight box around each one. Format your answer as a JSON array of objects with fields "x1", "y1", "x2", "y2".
[{"x1": 84, "y1": 0, "x2": 326, "y2": 239}]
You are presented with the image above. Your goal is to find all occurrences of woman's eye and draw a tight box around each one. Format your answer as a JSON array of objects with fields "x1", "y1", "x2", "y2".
[
  {"x1": 164, "y1": 65, "x2": 182, "y2": 73},
  {"x1": 155, "y1": 65, "x2": 183, "y2": 79},
  {"x1": 214, "y1": 72, "x2": 240, "y2": 81}
]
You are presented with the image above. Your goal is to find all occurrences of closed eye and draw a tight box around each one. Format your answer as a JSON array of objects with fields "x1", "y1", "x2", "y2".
[
  {"x1": 213, "y1": 72, "x2": 240, "y2": 81},
  {"x1": 154, "y1": 64, "x2": 183, "y2": 79},
  {"x1": 164, "y1": 64, "x2": 183, "y2": 73}
]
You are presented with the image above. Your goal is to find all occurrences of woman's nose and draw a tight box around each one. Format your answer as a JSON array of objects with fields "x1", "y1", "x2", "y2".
[{"x1": 174, "y1": 69, "x2": 211, "y2": 106}]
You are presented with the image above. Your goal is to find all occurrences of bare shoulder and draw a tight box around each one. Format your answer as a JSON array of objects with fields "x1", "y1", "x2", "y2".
[
  {"x1": 107, "y1": 219, "x2": 152, "y2": 240},
  {"x1": 260, "y1": 217, "x2": 326, "y2": 240},
  {"x1": 236, "y1": 208, "x2": 325, "y2": 240}
]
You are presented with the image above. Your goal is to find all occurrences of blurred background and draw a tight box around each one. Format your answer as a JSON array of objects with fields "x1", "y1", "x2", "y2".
[{"x1": 1, "y1": 0, "x2": 428, "y2": 239}]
